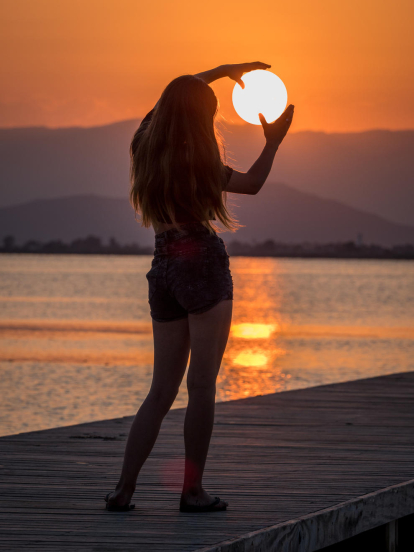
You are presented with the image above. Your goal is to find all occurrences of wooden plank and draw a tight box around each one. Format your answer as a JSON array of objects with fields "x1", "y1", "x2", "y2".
[
  {"x1": 0, "y1": 372, "x2": 414, "y2": 551},
  {"x1": 196, "y1": 480, "x2": 414, "y2": 552}
]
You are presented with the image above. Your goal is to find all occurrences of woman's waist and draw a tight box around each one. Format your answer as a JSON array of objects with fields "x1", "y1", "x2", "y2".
[{"x1": 153, "y1": 227, "x2": 226, "y2": 256}]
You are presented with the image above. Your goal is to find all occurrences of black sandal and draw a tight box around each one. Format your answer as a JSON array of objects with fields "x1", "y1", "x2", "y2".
[
  {"x1": 104, "y1": 492, "x2": 135, "y2": 511},
  {"x1": 180, "y1": 496, "x2": 227, "y2": 513}
]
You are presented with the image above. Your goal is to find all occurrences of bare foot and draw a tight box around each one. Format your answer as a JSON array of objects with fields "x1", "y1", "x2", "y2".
[{"x1": 180, "y1": 488, "x2": 228, "y2": 509}]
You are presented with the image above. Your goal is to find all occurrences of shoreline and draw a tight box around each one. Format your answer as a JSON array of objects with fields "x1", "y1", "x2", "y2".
[
  {"x1": 1, "y1": 250, "x2": 414, "y2": 260},
  {"x1": 2, "y1": 235, "x2": 414, "y2": 259}
]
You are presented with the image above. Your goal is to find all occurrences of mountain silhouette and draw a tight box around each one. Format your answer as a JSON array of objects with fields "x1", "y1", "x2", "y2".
[
  {"x1": 1, "y1": 120, "x2": 413, "y2": 227},
  {"x1": 1, "y1": 186, "x2": 413, "y2": 247}
]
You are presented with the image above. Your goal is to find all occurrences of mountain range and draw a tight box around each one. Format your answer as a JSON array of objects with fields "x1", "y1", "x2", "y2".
[
  {"x1": 0, "y1": 119, "x2": 413, "y2": 228},
  {"x1": 1, "y1": 185, "x2": 413, "y2": 247},
  {"x1": 0, "y1": 117, "x2": 413, "y2": 245}
]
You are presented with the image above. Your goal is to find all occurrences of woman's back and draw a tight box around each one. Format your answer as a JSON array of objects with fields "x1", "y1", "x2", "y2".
[{"x1": 129, "y1": 75, "x2": 239, "y2": 236}]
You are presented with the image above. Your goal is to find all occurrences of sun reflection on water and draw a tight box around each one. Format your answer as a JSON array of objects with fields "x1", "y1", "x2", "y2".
[
  {"x1": 1, "y1": 255, "x2": 413, "y2": 436},
  {"x1": 233, "y1": 351, "x2": 268, "y2": 367},
  {"x1": 231, "y1": 323, "x2": 278, "y2": 339},
  {"x1": 218, "y1": 258, "x2": 288, "y2": 399}
]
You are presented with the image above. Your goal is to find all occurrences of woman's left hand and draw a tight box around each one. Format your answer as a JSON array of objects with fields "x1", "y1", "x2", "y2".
[{"x1": 224, "y1": 62, "x2": 271, "y2": 88}]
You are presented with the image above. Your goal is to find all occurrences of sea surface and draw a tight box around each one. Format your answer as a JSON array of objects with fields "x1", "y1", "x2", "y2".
[{"x1": 1, "y1": 253, "x2": 413, "y2": 437}]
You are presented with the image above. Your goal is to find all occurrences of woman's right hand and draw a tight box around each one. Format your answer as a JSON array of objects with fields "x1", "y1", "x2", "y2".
[{"x1": 259, "y1": 104, "x2": 295, "y2": 147}]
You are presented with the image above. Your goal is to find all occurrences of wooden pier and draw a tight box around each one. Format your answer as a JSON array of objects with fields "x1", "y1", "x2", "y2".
[{"x1": 1, "y1": 372, "x2": 414, "y2": 551}]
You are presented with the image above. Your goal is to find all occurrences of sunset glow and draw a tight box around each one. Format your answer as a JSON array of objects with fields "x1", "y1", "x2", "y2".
[
  {"x1": 233, "y1": 352, "x2": 268, "y2": 367},
  {"x1": 232, "y1": 70, "x2": 287, "y2": 125},
  {"x1": 231, "y1": 323, "x2": 278, "y2": 339},
  {"x1": 0, "y1": 1, "x2": 412, "y2": 130}
]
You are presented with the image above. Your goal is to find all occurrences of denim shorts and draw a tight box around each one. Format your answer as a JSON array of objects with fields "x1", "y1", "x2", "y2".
[{"x1": 146, "y1": 222, "x2": 233, "y2": 322}]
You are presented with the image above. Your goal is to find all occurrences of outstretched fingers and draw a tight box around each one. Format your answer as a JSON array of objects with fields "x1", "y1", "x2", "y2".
[
  {"x1": 283, "y1": 104, "x2": 295, "y2": 120},
  {"x1": 249, "y1": 61, "x2": 271, "y2": 70},
  {"x1": 260, "y1": 104, "x2": 295, "y2": 146},
  {"x1": 276, "y1": 104, "x2": 294, "y2": 126},
  {"x1": 243, "y1": 62, "x2": 271, "y2": 74},
  {"x1": 232, "y1": 62, "x2": 271, "y2": 88}
]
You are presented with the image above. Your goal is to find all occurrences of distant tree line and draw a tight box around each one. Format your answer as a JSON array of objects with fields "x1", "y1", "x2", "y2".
[
  {"x1": 0, "y1": 235, "x2": 153, "y2": 255},
  {"x1": 1, "y1": 234, "x2": 414, "y2": 259},
  {"x1": 226, "y1": 239, "x2": 414, "y2": 259}
]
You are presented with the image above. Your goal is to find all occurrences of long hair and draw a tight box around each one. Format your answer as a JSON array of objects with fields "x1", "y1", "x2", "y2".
[{"x1": 129, "y1": 75, "x2": 240, "y2": 234}]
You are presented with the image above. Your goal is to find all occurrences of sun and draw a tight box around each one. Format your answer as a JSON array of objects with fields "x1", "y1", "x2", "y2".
[{"x1": 232, "y1": 70, "x2": 288, "y2": 125}]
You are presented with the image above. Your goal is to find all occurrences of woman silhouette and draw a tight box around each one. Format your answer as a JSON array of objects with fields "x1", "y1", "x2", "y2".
[{"x1": 105, "y1": 62, "x2": 294, "y2": 512}]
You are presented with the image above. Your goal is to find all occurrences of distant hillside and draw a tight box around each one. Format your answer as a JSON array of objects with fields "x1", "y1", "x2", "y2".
[
  {"x1": 221, "y1": 125, "x2": 414, "y2": 227},
  {"x1": 1, "y1": 185, "x2": 413, "y2": 247},
  {"x1": 0, "y1": 119, "x2": 413, "y2": 226}
]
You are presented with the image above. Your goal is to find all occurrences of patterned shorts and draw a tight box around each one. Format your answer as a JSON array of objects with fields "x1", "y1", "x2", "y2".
[{"x1": 146, "y1": 222, "x2": 233, "y2": 322}]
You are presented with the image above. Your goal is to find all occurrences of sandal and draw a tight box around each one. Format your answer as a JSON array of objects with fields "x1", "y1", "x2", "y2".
[
  {"x1": 104, "y1": 492, "x2": 135, "y2": 511},
  {"x1": 180, "y1": 496, "x2": 227, "y2": 513}
]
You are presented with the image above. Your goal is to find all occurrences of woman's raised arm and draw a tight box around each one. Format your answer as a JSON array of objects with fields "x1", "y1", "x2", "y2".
[
  {"x1": 225, "y1": 104, "x2": 295, "y2": 195},
  {"x1": 144, "y1": 62, "x2": 271, "y2": 119},
  {"x1": 195, "y1": 62, "x2": 271, "y2": 88}
]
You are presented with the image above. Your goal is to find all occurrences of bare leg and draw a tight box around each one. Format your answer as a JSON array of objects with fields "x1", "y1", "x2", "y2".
[
  {"x1": 107, "y1": 316, "x2": 190, "y2": 507},
  {"x1": 181, "y1": 299, "x2": 233, "y2": 508}
]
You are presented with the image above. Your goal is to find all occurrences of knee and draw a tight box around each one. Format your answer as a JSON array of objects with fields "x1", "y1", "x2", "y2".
[
  {"x1": 147, "y1": 387, "x2": 178, "y2": 414},
  {"x1": 187, "y1": 380, "x2": 216, "y2": 399}
]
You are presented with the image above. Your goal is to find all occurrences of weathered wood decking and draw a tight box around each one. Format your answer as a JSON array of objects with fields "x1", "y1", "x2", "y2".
[{"x1": 1, "y1": 372, "x2": 414, "y2": 551}]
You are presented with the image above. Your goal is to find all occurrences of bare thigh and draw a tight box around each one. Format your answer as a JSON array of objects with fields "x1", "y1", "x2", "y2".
[
  {"x1": 150, "y1": 317, "x2": 191, "y2": 401},
  {"x1": 187, "y1": 299, "x2": 233, "y2": 390}
]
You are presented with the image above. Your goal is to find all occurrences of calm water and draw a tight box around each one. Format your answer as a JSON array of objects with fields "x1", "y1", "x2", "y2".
[{"x1": 1, "y1": 253, "x2": 413, "y2": 436}]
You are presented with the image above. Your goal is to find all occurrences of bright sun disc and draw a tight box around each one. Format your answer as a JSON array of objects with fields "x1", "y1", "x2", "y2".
[{"x1": 232, "y1": 70, "x2": 288, "y2": 125}]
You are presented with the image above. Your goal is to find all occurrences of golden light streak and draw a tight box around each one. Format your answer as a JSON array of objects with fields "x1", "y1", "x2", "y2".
[
  {"x1": 233, "y1": 352, "x2": 269, "y2": 367},
  {"x1": 231, "y1": 323, "x2": 278, "y2": 339}
]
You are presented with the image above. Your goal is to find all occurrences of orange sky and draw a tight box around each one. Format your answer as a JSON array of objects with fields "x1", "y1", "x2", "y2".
[{"x1": 1, "y1": 0, "x2": 413, "y2": 131}]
